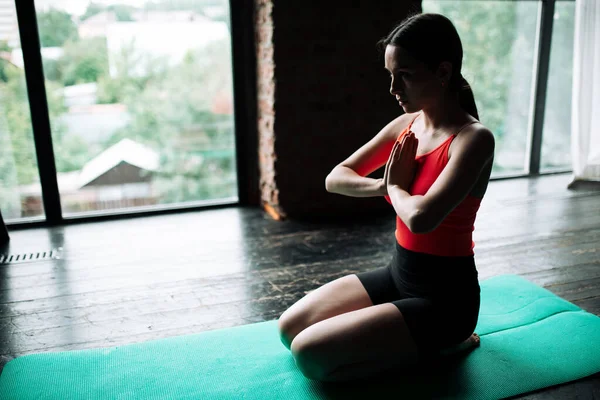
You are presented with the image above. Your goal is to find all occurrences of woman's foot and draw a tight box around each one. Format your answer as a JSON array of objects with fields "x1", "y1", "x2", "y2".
[{"x1": 437, "y1": 333, "x2": 480, "y2": 357}]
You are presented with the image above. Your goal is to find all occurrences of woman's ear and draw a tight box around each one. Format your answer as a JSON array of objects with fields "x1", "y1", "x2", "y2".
[{"x1": 437, "y1": 61, "x2": 453, "y2": 84}]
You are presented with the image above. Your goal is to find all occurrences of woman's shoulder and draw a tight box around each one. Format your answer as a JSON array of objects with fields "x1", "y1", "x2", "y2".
[
  {"x1": 385, "y1": 112, "x2": 420, "y2": 141},
  {"x1": 454, "y1": 120, "x2": 495, "y2": 156}
]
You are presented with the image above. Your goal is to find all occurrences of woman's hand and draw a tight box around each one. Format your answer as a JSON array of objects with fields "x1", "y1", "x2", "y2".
[
  {"x1": 387, "y1": 132, "x2": 418, "y2": 193},
  {"x1": 378, "y1": 139, "x2": 402, "y2": 196}
]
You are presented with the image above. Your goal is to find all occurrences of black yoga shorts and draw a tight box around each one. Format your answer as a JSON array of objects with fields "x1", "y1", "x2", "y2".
[{"x1": 355, "y1": 241, "x2": 481, "y2": 359}]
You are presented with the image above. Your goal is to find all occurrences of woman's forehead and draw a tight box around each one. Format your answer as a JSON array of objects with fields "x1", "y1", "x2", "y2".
[{"x1": 384, "y1": 45, "x2": 418, "y2": 69}]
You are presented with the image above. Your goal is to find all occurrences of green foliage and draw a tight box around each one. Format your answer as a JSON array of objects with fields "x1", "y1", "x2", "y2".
[
  {"x1": 97, "y1": 41, "x2": 170, "y2": 105},
  {"x1": 111, "y1": 5, "x2": 135, "y2": 21},
  {"x1": 42, "y1": 58, "x2": 62, "y2": 82},
  {"x1": 100, "y1": 39, "x2": 236, "y2": 203},
  {"x1": 0, "y1": 61, "x2": 94, "y2": 217},
  {"x1": 37, "y1": 8, "x2": 78, "y2": 47},
  {"x1": 60, "y1": 37, "x2": 109, "y2": 86},
  {"x1": 0, "y1": 4, "x2": 236, "y2": 217},
  {"x1": 1, "y1": 66, "x2": 39, "y2": 186},
  {"x1": 0, "y1": 40, "x2": 11, "y2": 83},
  {"x1": 80, "y1": 3, "x2": 105, "y2": 21},
  {"x1": 41, "y1": 37, "x2": 109, "y2": 86}
]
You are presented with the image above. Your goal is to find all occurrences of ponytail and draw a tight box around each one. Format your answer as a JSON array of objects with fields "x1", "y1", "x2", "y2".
[{"x1": 457, "y1": 75, "x2": 479, "y2": 120}]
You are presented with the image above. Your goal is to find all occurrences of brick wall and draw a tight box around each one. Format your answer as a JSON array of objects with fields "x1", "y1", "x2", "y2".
[{"x1": 255, "y1": 0, "x2": 422, "y2": 220}]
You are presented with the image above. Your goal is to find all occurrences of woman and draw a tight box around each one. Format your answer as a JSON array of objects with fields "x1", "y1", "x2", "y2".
[{"x1": 277, "y1": 13, "x2": 495, "y2": 383}]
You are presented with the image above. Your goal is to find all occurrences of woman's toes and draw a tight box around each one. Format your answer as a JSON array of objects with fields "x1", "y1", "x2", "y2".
[{"x1": 437, "y1": 333, "x2": 481, "y2": 357}]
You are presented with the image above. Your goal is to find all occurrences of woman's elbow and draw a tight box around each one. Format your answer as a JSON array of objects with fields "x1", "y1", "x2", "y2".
[
  {"x1": 325, "y1": 167, "x2": 344, "y2": 192},
  {"x1": 409, "y1": 210, "x2": 433, "y2": 234},
  {"x1": 325, "y1": 173, "x2": 336, "y2": 193}
]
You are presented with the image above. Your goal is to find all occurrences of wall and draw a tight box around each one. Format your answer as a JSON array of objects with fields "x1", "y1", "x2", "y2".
[{"x1": 255, "y1": 0, "x2": 422, "y2": 220}]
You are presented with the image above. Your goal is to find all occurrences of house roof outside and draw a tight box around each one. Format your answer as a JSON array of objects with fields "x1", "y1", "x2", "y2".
[
  {"x1": 19, "y1": 138, "x2": 160, "y2": 196},
  {"x1": 78, "y1": 138, "x2": 159, "y2": 188}
]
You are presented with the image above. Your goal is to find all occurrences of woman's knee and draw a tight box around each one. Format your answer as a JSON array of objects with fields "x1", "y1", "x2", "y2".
[
  {"x1": 278, "y1": 313, "x2": 301, "y2": 350},
  {"x1": 277, "y1": 274, "x2": 373, "y2": 350}
]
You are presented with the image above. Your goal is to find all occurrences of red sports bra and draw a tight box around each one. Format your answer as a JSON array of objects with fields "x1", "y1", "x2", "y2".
[{"x1": 384, "y1": 113, "x2": 482, "y2": 257}]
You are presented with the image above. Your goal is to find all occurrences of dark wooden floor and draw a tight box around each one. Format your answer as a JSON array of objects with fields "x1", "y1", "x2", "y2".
[{"x1": 1, "y1": 173, "x2": 599, "y2": 399}]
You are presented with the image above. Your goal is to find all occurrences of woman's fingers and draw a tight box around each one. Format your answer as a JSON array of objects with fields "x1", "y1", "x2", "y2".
[
  {"x1": 398, "y1": 133, "x2": 412, "y2": 158},
  {"x1": 411, "y1": 135, "x2": 418, "y2": 157},
  {"x1": 384, "y1": 140, "x2": 398, "y2": 185},
  {"x1": 395, "y1": 133, "x2": 418, "y2": 164},
  {"x1": 400, "y1": 134, "x2": 407, "y2": 147},
  {"x1": 389, "y1": 131, "x2": 418, "y2": 170},
  {"x1": 386, "y1": 132, "x2": 420, "y2": 188}
]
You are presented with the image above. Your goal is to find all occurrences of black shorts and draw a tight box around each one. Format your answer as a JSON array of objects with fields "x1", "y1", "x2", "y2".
[{"x1": 355, "y1": 241, "x2": 481, "y2": 359}]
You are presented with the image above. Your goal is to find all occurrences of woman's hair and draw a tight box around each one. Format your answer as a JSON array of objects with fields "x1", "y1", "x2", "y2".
[{"x1": 377, "y1": 13, "x2": 479, "y2": 120}]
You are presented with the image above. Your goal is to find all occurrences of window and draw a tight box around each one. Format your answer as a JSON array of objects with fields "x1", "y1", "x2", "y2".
[
  {"x1": 3, "y1": 0, "x2": 577, "y2": 226},
  {"x1": 34, "y1": 0, "x2": 237, "y2": 217},
  {"x1": 423, "y1": 0, "x2": 540, "y2": 176},
  {"x1": 541, "y1": 1, "x2": 575, "y2": 171},
  {"x1": 423, "y1": 0, "x2": 575, "y2": 178},
  {"x1": 0, "y1": 0, "x2": 45, "y2": 222}
]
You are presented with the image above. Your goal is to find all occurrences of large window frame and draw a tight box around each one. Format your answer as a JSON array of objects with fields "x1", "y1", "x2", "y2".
[
  {"x1": 501, "y1": 0, "x2": 572, "y2": 178},
  {"x1": 9, "y1": 0, "x2": 572, "y2": 228},
  {"x1": 429, "y1": 0, "x2": 574, "y2": 180},
  {"x1": 11, "y1": 0, "x2": 257, "y2": 228}
]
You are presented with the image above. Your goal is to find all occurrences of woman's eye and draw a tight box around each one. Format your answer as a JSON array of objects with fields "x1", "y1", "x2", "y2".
[
  {"x1": 389, "y1": 72, "x2": 408, "y2": 79},
  {"x1": 388, "y1": 72, "x2": 410, "y2": 79}
]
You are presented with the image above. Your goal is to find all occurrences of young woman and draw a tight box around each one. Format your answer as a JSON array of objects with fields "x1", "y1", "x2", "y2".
[{"x1": 278, "y1": 13, "x2": 495, "y2": 382}]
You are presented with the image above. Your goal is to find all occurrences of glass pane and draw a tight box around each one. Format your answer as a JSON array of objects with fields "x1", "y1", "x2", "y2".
[
  {"x1": 0, "y1": 3, "x2": 45, "y2": 222},
  {"x1": 35, "y1": 0, "x2": 237, "y2": 217},
  {"x1": 541, "y1": 1, "x2": 575, "y2": 171},
  {"x1": 422, "y1": 1, "x2": 540, "y2": 175}
]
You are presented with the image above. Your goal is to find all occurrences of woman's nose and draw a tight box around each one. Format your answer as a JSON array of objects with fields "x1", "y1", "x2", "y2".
[{"x1": 389, "y1": 78, "x2": 402, "y2": 96}]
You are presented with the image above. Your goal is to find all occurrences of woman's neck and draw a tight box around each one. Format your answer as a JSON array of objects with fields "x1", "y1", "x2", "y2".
[{"x1": 419, "y1": 93, "x2": 466, "y2": 135}]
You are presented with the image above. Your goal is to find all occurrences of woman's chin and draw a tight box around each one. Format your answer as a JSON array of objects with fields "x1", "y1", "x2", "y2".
[{"x1": 399, "y1": 102, "x2": 413, "y2": 112}]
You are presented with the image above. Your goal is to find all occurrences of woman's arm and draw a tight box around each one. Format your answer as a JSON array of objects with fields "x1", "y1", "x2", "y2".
[
  {"x1": 325, "y1": 113, "x2": 414, "y2": 197},
  {"x1": 325, "y1": 166, "x2": 387, "y2": 197},
  {"x1": 400, "y1": 125, "x2": 495, "y2": 234}
]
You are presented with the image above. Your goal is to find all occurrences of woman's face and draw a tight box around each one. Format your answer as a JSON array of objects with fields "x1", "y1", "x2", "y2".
[{"x1": 384, "y1": 45, "x2": 445, "y2": 113}]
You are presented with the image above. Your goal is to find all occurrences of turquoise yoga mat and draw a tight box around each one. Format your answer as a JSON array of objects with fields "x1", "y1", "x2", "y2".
[{"x1": 1, "y1": 274, "x2": 599, "y2": 400}]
